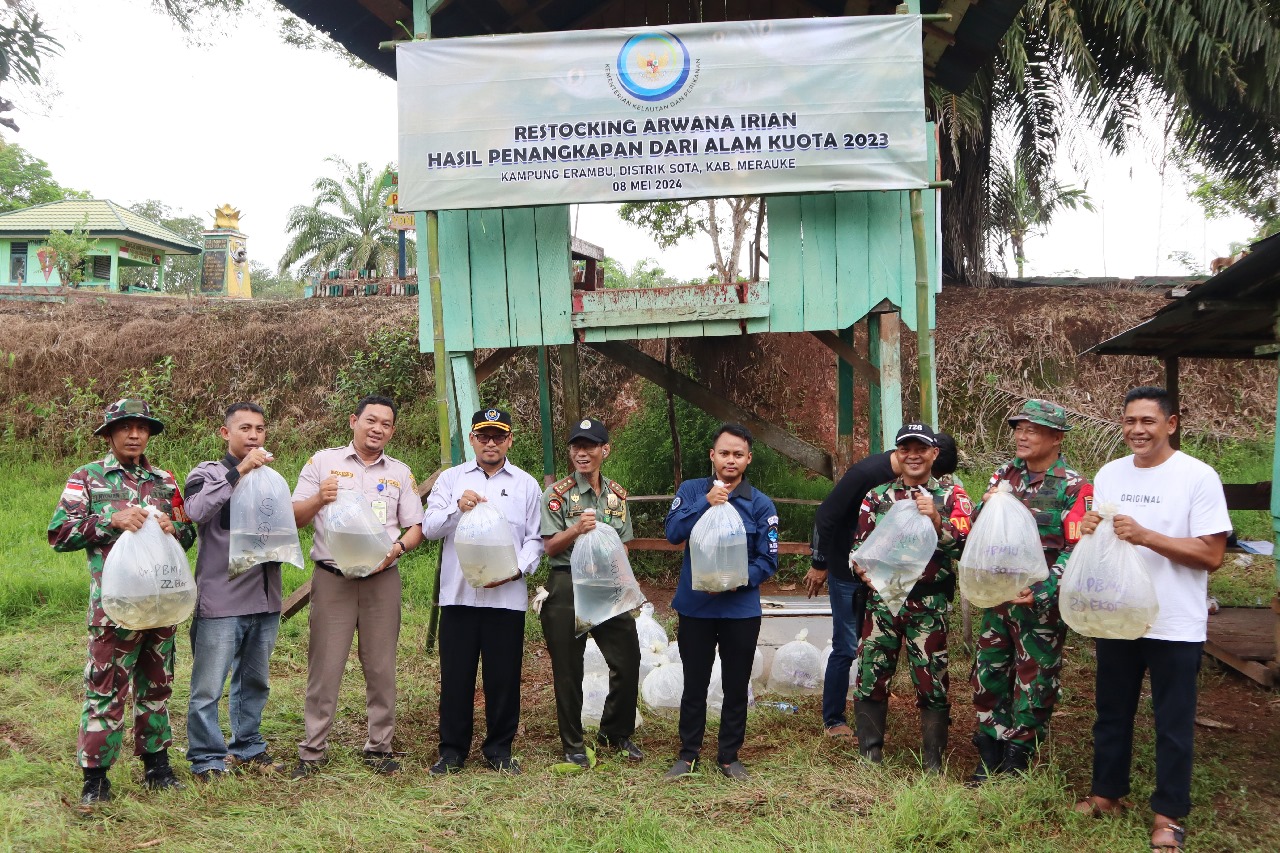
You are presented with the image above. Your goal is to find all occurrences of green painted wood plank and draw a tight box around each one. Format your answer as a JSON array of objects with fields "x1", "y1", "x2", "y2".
[
  {"x1": 603, "y1": 287, "x2": 638, "y2": 341},
  {"x1": 766, "y1": 195, "x2": 804, "y2": 332},
  {"x1": 868, "y1": 314, "x2": 882, "y2": 454},
  {"x1": 834, "y1": 192, "x2": 871, "y2": 328},
  {"x1": 877, "y1": 311, "x2": 904, "y2": 448},
  {"x1": 468, "y1": 209, "x2": 511, "y2": 348},
  {"x1": 802, "y1": 193, "x2": 838, "y2": 330},
  {"x1": 574, "y1": 301, "x2": 771, "y2": 328},
  {"x1": 450, "y1": 352, "x2": 480, "y2": 462},
  {"x1": 534, "y1": 206, "x2": 573, "y2": 346},
  {"x1": 866, "y1": 191, "x2": 907, "y2": 320},
  {"x1": 501, "y1": 207, "x2": 543, "y2": 346},
  {"x1": 744, "y1": 280, "x2": 770, "y2": 334},
  {"x1": 436, "y1": 210, "x2": 472, "y2": 351},
  {"x1": 415, "y1": 211, "x2": 433, "y2": 352},
  {"x1": 896, "y1": 191, "x2": 918, "y2": 331}
]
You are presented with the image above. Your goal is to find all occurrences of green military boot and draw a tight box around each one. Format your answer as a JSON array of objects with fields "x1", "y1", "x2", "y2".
[
  {"x1": 920, "y1": 707, "x2": 950, "y2": 773},
  {"x1": 142, "y1": 749, "x2": 184, "y2": 792},
  {"x1": 968, "y1": 732, "x2": 1004, "y2": 786},
  {"x1": 80, "y1": 767, "x2": 111, "y2": 805},
  {"x1": 853, "y1": 700, "x2": 887, "y2": 763}
]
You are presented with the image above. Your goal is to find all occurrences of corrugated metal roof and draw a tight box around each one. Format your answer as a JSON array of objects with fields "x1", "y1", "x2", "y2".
[
  {"x1": 1085, "y1": 233, "x2": 1280, "y2": 361},
  {"x1": 0, "y1": 199, "x2": 202, "y2": 255},
  {"x1": 277, "y1": 0, "x2": 1020, "y2": 94}
]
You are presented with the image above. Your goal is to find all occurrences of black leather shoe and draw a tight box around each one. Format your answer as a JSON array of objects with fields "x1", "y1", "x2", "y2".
[
  {"x1": 717, "y1": 760, "x2": 750, "y2": 780},
  {"x1": 598, "y1": 736, "x2": 644, "y2": 762},
  {"x1": 192, "y1": 768, "x2": 227, "y2": 784},
  {"x1": 142, "y1": 751, "x2": 184, "y2": 792},
  {"x1": 486, "y1": 756, "x2": 521, "y2": 775},
  {"x1": 290, "y1": 759, "x2": 321, "y2": 780},
  {"x1": 564, "y1": 752, "x2": 591, "y2": 769},
  {"x1": 429, "y1": 756, "x2": 463, "y2": 776},
  {"x1": 1000, "y1": 741, "x2": 1034, "y2": 775},
  {"x1": 362, "y1": 751, "x2": 401, "y2": 775},
  {"x1": 663, "y1": 759, "x2": 696, "y2": 780},
  {"x1": 80, "y1": 773, "x2": 111, "y2": 805}
]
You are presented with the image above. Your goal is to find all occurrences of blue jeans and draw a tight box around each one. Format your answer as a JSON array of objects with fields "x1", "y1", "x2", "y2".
[
  {"x1": 185, "y1": 613, "x2": 280, "y2": 772},
  {"x1": 822, "y1": 575, "x2": 863, "y2": 728}
]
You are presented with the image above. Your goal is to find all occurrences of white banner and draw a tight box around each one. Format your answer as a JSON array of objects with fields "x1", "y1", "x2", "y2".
[{"x1": 398, "y1": 17, "x2": 928, "y2": 211}]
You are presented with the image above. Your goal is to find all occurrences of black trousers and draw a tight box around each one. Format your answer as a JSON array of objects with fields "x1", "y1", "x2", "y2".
[
  {"x1": 1091, "y1": 637, "x2": 1203, "y2": 818},
  {"x1": 540, "y1": 569, "x2": 641, "y2": 753},
  {"x1": 677, "y1": 613, "x2": 761, "y2": 765},
  {"x1": 437, "y1": 605, "x2": 526, "y2": 765}
]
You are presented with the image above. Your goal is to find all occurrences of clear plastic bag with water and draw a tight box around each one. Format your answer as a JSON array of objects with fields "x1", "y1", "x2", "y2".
[
  {"x1": 320, "y1": 489, "x2": 394, "y2": 578},
  {"x1": 635, "y1": 601, "x2": 669, "y2": 650},
  {"x1": 584, "y1": 637, "x2": 608, "y2": 677},
  {"x1": 958, "y1": 482, "x2": 1049, "y2": 607},
  {"x1": 101, "y1": 508, "x2": 197, "y2": 630},
  {"x1": 1060, "y1": 504, "x2": 1160, "y2": 640},
  {"x1": 228, "y1": 463, "x2": 304, "y2": 579},
  {"x1": 581, "y1": 671, "x2": 609, "y2": 729},
  {"x1": 707, "y1": 654, "x2": 755, "y2": 718},
  {"x1": 571, "y1": 521, "x2": 645, "y2": 635},
  {"x1": 766, "y1": 628, "x2": 823, "y2": 695},
  {"x1": 639, "y1": 641, "x2": 665, "y2": 682},
  {"x1": 641, "y1": 658, "x2": 684, "y2": 715},
  {"x1": 688, "y1": 482, "x2": 749, "y2": 592},
  {"x1": 454, "y1": 501, "x2": 518, "y2": 588},
  {"x1": 853, "y1": 495, "x2": 938, "y2": 617}
]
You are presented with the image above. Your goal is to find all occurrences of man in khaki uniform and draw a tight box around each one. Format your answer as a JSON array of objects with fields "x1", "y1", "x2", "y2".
[
  {"x1": 540, "y1": 418, "x2": 643, "y2": 769},
  {"x1": 290, "y1": 394, "x2": 424, "y2": 778}
]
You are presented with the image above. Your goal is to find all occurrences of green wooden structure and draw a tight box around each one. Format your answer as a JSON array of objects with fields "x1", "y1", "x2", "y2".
[{"x1": 0, "y1": 199, "x2": 201, "y2": 296}]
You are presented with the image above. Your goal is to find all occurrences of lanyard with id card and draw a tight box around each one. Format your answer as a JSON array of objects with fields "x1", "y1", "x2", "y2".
[{"x1": 371, "y1": 483, "x2": 389, "y2": 526}]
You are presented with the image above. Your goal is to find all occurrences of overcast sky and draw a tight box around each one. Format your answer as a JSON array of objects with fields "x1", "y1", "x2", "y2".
[{"x1": 9, "y1": 0, "x2": 1256, "y2": 281}]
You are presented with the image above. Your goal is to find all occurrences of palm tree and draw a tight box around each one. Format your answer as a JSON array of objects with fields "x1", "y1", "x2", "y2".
[
  {"x1": 989, "y1": 155, "x2": 1094, "y2": 277},
  {"x1": 934, "y1": 0, "x2": 1280, "y2": 284},
  {"x1": 278, "y1": 157, "x2": 414, "y2": 277}
]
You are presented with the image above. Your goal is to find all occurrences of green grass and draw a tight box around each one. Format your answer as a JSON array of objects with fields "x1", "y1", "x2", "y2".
[{"x1": 3, "y1": 448, "x2": 1277, "y2": 851}]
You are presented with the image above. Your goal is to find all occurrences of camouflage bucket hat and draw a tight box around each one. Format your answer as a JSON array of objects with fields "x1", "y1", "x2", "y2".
[
  {"x1": 1008, "y1": 399, "x2": 1071, "y2": 432},
  {"x1": 94, "y1": 398, "x2": 165, "y2": 437}
]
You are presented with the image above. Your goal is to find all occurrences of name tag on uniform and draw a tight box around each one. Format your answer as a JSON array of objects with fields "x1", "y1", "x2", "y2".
[{"x1": 371, "y1": 499, "x2": 388, "y2": 525}]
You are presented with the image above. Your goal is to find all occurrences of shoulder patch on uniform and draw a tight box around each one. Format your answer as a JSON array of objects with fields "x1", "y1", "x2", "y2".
[
  {"x1": 608, "y1": 480, "x2": 628, "y2": 500},
  {"x1": 552, "y1": 476, "x2": 576, "y2": 497},
  {"x1": 766, "y1": 514, "x2": 779, "y2": 525},
  {"x1": 547, "y1": 496, "x2": 562, "y2": 513},
  {"x1": 670, "y1": 495, "x2": 682, "y2": 511}
]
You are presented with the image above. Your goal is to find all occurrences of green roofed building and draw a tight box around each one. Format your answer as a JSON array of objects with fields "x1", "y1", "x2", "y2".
[{"x1": 0, "y1": 199, "x2": 201, "y2": 296}]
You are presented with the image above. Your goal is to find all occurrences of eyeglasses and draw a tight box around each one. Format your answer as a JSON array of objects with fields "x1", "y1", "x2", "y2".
[
  {"x1": 472, "y1": 432, "x2": 509, "y2": 445},
  {"x1": 1012, "y1": 425, "x2": 1044, "y2": 437}
]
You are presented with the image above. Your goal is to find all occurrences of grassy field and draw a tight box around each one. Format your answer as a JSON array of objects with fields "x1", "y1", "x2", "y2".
[{"x1": 1, "y1": 449, "x2": 1277, "y2": 852}]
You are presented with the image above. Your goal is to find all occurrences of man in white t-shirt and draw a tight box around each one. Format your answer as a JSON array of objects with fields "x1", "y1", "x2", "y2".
[{"x1": 1072, "y1": 386, "x2": 1230, "y2": 853}]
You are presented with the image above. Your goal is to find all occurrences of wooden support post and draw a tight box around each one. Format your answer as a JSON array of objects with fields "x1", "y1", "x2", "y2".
[
  {"x1": 537, "y1": 345, "x2": 556, "y2": 486},
  {"x1": 836, "y1": 325, "x2": 855, "y2": 475},
  {"x1": 587, "y1": 340, "x2": 833, "y2": 478},
  {"x1": 560, "y1": 342, "x2": 582, "y2": 429},
  {"x1": 1166, "y1": 355, "x2": 1181, "y2": 450},
  {"x1": 868, "y1": 315, "x2": 883, "y2": 454},
  {"x1": 665, "y1": 339, "x2": 683, "y2": 486},
  {"x1": 810, "y1": 330, "x2": 880, "y2": 386},
  {"x1": 910, "y1": 188, "x2": 935, "y2": 423},
  {"x1": 475, "y1": 347, "x2": 522, "y2": 384},
  {"x1": 450, "y1": 353, "x2": 481, "y2": 461},
  {"x1": 1272, "y1": 341, "x2": 1280, "y2": 594},
  {"x1": 873, "y1": 311, "x2": 903, "y2": 449}
]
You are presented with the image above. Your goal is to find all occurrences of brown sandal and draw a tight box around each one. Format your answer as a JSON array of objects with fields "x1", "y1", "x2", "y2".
[
  {"x1": 1072, "y1": 795, "x2": 1131, "y2": 817},
  {"x1": 824, "y1": 724, "x2": 856, "y2": 742},
  {"x1": 1151, "y1": 817, "x2": 1186, "y2": 852}
]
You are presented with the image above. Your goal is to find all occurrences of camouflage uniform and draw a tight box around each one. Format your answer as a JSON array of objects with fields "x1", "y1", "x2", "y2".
[
  {"x1": 48, "y1": 449, "x2": 196, "y2": 769},
  {"x1": 970, "y1": 404, "x2": 1092, "y2": 749},
  {"x1": 852, "y1": 477, "x2": 970, "y2": 710}
]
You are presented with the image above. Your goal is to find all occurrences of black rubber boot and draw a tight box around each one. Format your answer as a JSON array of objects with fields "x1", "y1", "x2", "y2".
[
  {"x1": 142, "y1": 749, "x2": 184, "y2": 791},
  {"x1": 853, "y1": 700, "x2": 887, "y2": 764},
  {"x1": 968, "y1": 732, "x2": 1003, "y2": 785},
  {"x1": 80, "y1": 767, "x2": 111, "y2": 805},
  {"x1": 920, "y1": 707, "x2": 950, "y2": 773},
  {"x1": 999, "y1": 740, "x2": 1034, "y2": 775}
]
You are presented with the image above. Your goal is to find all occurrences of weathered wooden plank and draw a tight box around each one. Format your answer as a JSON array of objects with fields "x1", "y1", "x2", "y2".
[
  {"x1": 502, "y1": 208, "x2": 543, "y2": 346},
  {"x1": 281, "y1": 579, "x2": 312, "y2": 621},
  {"x1": 834, "y1": 192, "x2": 870, "y2": 328},
  {"x1": 801, "y1": 193, "x2": 837, "y2": 330},
  {"x1": 535, "y1": 206, "x2": 574, "y2": 346},
  {"x1": 570, "y1": 234, "x2": 604, "y2": 261},
  {"x1": 437, "y1": 210, "x2": 472, "y2": 351},
  {"x1": 450, "y1": 352, "x2": 481, "y2": 460},
  {"x1": 415, "y1": 210, "x2": 434, "y2": 350},
  {"x1": 602, "y1": 287, "x2": 639, "y2": 342},
  {"x1": 868, "y1": 314, "x2": 883, "y2": 453},
  {"x1": 866, "y1": 190, "x2": 907, "y2": 317},
  {"x1": 475, "y1": 347, "x2": 523, "y2": 384},
  {"x1": 766, "y1": 195, "x2": 805, "y2": 332},
  {"x1": 587, "y1": 340, "x2": 832, "y2": 479},
  {"x1": 878, "y1": 310, "x2": 904, "y2": 441},
  {"x1": 468, "y1": 208, "x2": 511, "y2": 348},
  {"x1": 743, "y1": 280, "x2": 770, "y2": 335},
  {"x1": 811, "y1": 330, "x2": 879, "y2": 386},
  {"x1": 573, "y1": 301, "x2": 770, "y2": 329}
]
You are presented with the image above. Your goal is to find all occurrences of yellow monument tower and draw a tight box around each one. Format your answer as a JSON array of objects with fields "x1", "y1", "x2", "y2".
[{"x1": 200, "y1": 204, "x2": 252, "y2": 298}]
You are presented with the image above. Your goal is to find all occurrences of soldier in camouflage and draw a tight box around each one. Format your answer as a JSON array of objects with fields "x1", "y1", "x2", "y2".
[
  {"x1": 850, "y1": 423, "x2": 970, "y2": 773},
  {"x1": 47, "y1": 399, "x2": 197, "y2": 805},
  {"x1": 968, "y1": 399, "x2": 1092, "y2": 783}
]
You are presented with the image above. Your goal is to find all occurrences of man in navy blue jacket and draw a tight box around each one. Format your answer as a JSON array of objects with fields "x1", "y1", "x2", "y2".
[{"x1": 662, "y1": 423, "x2": 778, "y2": 781}]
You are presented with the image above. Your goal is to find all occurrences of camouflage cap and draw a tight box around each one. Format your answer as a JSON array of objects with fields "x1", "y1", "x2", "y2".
[
  {"x1": 1008, "y1": 399, "x2": 1071, "y2": 432},
  {"x1": 94, "y1": 398, "x2": 165, "y2": 437}
]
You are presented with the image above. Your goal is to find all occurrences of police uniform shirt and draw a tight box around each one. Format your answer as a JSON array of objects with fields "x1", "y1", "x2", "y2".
[{"x1": 540, "y1": 472, "x2": 634, "y2": 569}]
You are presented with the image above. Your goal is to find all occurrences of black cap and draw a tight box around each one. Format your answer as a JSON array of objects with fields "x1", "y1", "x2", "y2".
[
  {"x1": 471, "y1": 407, "x2": 512, "y2": 432},
  {"x1": 568, "y1": 417, "x2": 609, "y2": 444},
  {"x1": 894, "y1": 422, "x2": 937, "y2": 447}
]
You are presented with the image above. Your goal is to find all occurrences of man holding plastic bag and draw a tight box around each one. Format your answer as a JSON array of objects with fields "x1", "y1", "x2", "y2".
[
  {"x1": 540, "y1": 418, "x2": 644, "y2": 770},
  {"x1": 183, "y1": 402, "x2": 299, "y2": 781},
  {"x1": 850, "y1": 423, "x2": 969, "y2": 772},
  {"x1": 48, "y1": 399, "x2": 197, "y2": 805},
  {"x1": 421, "y1": 408, "x2": 543, "y2": 776},
  {"x1": 1072, "y1": 387, "x2": 1229, "y2": 853},
  {"x1": 966, "y1": 400, "x2": 1092, "y2": 782},
  {"x1": 290, "y1": 395, "x2": 425, "y2": 778},
  {"x1": 663, "y1": 423, "x2": 779, "y2": 781}
]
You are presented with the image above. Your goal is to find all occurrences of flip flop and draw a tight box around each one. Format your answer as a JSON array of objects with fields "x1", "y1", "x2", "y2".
[
  {"x1": 1072, "y1": 795, "x2": 1131, "y2": 817},
  {"x1": 1151, "y1": 818, "x2": 1186, "y2": 852}
]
